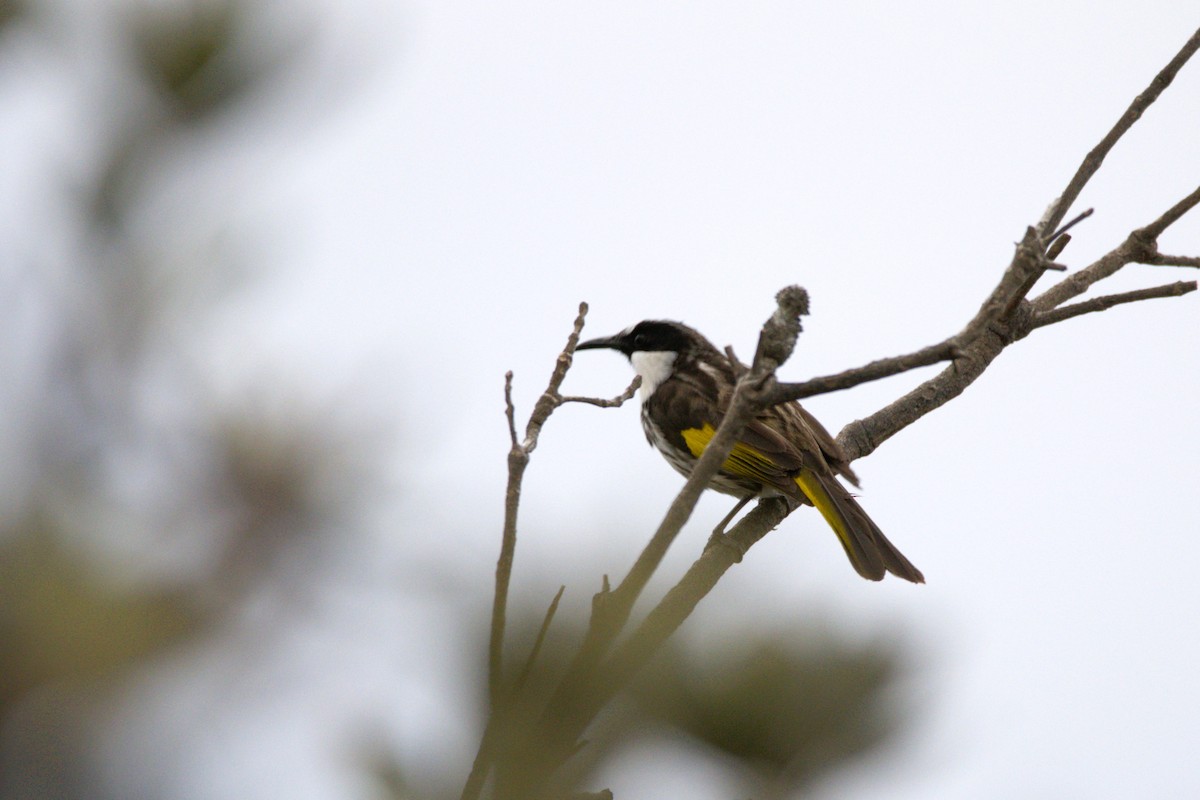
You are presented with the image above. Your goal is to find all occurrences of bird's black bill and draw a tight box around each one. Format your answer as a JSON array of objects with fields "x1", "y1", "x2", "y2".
[{"x1": 576, "y1": 334, "x2": 625, "y2": 352}]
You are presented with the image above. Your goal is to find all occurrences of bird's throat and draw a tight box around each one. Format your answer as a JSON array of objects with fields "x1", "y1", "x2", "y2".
[{"x1": 630, "y1": 351, "x2": 677, "y2": 399}]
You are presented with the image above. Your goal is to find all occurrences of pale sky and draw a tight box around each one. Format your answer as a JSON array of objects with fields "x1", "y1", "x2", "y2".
[{"x1": 5, "y1": 2, "x2": 1199, "y2": 798}]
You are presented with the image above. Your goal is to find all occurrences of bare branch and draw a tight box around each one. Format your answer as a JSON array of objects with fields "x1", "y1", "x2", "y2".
[
  {"x1": 1048, "y1": 208, "x2": 1094, "y2": 244},
  {"x1": 1033, "y1": 247, "x2": 1128, "y2": 312},
  {"x1": 559, "y1": 376, "x2": 641, "y2": 407},
  {"x1": 491, "y1": 302, "x2": 594, "y2": 696},
  {"x1": 1143, "y1": 253, "x2": 1200, "y2": 268},
  {"x1": 473, "y1": 303, "x2": 601, "y2": 800},
  {"x1": 828, "y1": 230, "x2": 1049, "y2": 461},
  {"x1": 492, "y1": 412, "x2": 528, "y2": 707},
  {"x1": 837, "y1": 329, "x2": 1007, "y2": 462},
  {"x1": 1138, "y1": 183, "x2": 1200, "y2": 242},
  {"x1": 966, "y1": 227, "x2": 1049, "y2": 337},
  {"x1": 766, "y1": 339, "x2": 959, "y2": 405},
  {"x1": 1034, "y1": 184, "x2": 1200, "y2": 313},
  {"x1": 840, "y1": 190, "x2": 1198, "y2": 464},
  {"x1": 522, "y1": 303, "x2": 591, "y2": 454},
  {"x1": 1032, "y1": 281, "x2": 1197, "y2": 329},
  {"x1": 503, "y1": 371, "x2": 518, "y2": 448},
  {"x1": 1038, "y1": 27, "x2": 1200, "y2": 239}
]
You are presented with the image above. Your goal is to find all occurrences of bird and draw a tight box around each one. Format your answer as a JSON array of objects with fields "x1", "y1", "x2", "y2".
[{"x1": 576, "y1": 320, "x2": 924, "y2": 583}]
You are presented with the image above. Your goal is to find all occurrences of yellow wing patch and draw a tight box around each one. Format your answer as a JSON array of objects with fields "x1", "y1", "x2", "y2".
[
  {"x1": 680, "y1": 423, "x2": 784, "y2": 486},
  {"x1": 682, "y1": 425, "x2": 880, "y2": 578}
]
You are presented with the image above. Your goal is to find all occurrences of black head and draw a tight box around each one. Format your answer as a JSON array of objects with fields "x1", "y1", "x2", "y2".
[{"x1": 576, "y1": 320, "x2": 711, "y2": 359}]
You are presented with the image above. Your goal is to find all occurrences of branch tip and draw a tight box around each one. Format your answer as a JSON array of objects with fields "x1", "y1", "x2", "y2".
[
  {"x1": 754, "y1": 285, "x2": 811, "y2": 370},
  {"x1": 1033, "y1": 280, "x2": 1196, "y2": 329},
  {"x1": 1046, "y1": 233, "x2": 1072, "y2": 261},
  {"x1": 504, "y1": 371, "x2": 519, "y2": 448},
  {"x1": 1048, "y1": 208, "x2": 1094, "y2": 244},
  {"x1": 775, "y1": 285, "x2": 810, "y2": 318},
  {"x1": 1145, "y1": 253, "x2": 1200, "y2": 268}
]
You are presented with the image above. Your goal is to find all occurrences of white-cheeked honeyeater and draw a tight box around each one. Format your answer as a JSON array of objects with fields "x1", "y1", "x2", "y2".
[{"x1": 577, "y1": 320, "x2": 923, "y2": 584}]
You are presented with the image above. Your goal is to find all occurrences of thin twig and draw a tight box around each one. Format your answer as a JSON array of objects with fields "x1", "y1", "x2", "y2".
[
  {"x1": 1038, "y1": 27, "x2": 1200, "y2": 239},
  {"x1": 815, "y1": 231, "x2": 1044, "y2": 463},
  {"x1": 514, "y1": 586, "x2": 567, "y2": 694},
  {"x1": 492, "y1": 409, "x2": 528, "y2": 707},
  {"x1": 522, "y1": 303, "x2": 591, "y2": 454},
  {"x1": 559, "y1": 376, "x2": 641, "y2": 407},
  {"x1": 837, "y1": 326, "x2": 1008, "y2": 462},
  {"x1": 766, "y1": 339, "x2": 959, "y2": 405},
  {"x1": 1034, "y1": 184, "x2": 1200, "y2": 313},
  {"x1": 1136, "y1": 183, "x2": 1200, "y2": 241},
  {"x1": 504, "y1": 371, "x2": 518, "y2": 448},
  {"x1": 1033, "y1": 247, "x2": 1129, "y2": 313},
  {"x1": 471, "y1": 303, "x2": 597, "y2": 800},
  {"x1": 490, "y1": 302, "x2": 594, "y2": 702},
  {"x1": 1032, "y1": 281, "x2": 1197, "y2": 328},
  {"x1": 1143, "y1": 253, "x2": 1200, "y2": 268},
  {"x1": 1047, "y1": 208, "x2": 1094, "y2": 245}
]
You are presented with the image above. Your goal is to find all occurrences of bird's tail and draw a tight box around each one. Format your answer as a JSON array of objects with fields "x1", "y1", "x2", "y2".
[{"x1": 794, "y1": 472, "x2": 924, "y2": 583}]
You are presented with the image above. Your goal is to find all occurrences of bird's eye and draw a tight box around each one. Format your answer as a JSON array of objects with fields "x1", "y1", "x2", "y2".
[{"x1": 633, "y1": 333, "x2": 648, "y2": 349}]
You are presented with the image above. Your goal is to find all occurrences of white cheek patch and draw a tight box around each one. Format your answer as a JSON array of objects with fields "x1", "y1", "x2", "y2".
[{"x1": 630, "y1": 351, "x2": 677, "y2": 398}]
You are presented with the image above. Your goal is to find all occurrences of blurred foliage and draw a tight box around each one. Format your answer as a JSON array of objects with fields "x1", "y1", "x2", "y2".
[
  {"x1": 131, "y1": 0, "x2": 244, "y2": 115},
  {"x1": 633, "y1": 631, "x2": 902, "y2": 797},
  {"x1": 461, "y1": 606, "x2": 910, "y2": 800},
  {"x1": 0, "y1": 0, "x2": 23, "y2": 31},
  {"x1": 0, "y1": 517, "x2": 202, "y2": 714},
  {"x1": 126, "y1": 0, "x2": 298, "y2": 120},
  {"x1": 90, "y1": 0, "x2": 306, "y2": 229},
  {"x1": 0, "y1": 1, "x2": 373, "y2": 798},
  {"x1": 202, "y1": 391, "x2": 387, "y2": 603}
]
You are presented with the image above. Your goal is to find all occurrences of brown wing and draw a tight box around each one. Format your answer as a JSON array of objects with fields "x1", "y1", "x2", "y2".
[
  {"x1": 649, "y1": 352, "x2": 858, "y2": 496},
  {"x1": 643, "y1": 356, "x2": 726, "y2": 451},
  {"x1": 791, "y1": 403, "x2": 860, "y2": 487},
  {"x1": 742, "y1": 401, "x2": 855, "y2": 479}
]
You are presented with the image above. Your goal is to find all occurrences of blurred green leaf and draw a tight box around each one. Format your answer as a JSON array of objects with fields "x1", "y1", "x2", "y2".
[
  {"x1": 0, "y1": 0, "x2": 24, "y2": 31},
  {"x1": 632, "y1": 629, "x2": 906, "y2": 792},
  {"x1": 480, "y1": 605, "x2": 912, "y2": 798},
  {"x1": 128, "y1": 0, "x2": 261, "y2": 118},
  {"x1": 0, "y1": 521, "x2": 202, "y2": 714}
]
